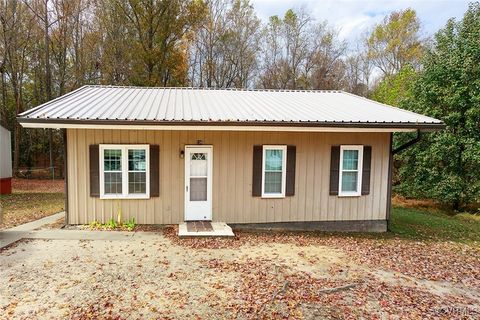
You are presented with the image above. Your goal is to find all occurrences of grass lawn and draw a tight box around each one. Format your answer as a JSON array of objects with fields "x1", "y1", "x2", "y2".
[
  {"x1": 389, "y1": 206, "x2": 480, "y2": 244},
  {"x1": 0, "y1": 193, "x2": 65, "y2": 229},
  {"x1": 0, "y1": 178, "x2": 65, "y2": 230}
]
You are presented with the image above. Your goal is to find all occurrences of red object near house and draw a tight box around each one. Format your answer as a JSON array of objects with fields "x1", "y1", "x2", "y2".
[{"x1": 0, "y1": 177, "x2": 11, "y2": 194}]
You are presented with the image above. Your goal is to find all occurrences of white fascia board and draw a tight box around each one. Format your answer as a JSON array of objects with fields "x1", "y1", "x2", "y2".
[{"x1": 19, "y1": 122, "x2": 417, "y2": 132}]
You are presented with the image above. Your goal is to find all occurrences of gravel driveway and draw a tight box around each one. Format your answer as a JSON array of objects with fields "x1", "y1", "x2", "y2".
[{"x1": 0, "y1": 227, "x2": 479, "y2": 319}]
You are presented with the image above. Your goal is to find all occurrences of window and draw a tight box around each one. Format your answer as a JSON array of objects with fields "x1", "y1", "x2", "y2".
[
  {"x1": 128, "y1": 149, "x2": 147, "y2": 194},
  {"x1": 189, "y1": 152, "x2": 208, "y2": 201},
  {"x1": 262, "y1": 145, "x2": 287, "y2": 198},
  {"x1": 339, "y1": 145, "x2": 363, "y2": 196},
  {"x1": 104, "y1": 149, "x2": 122, "y2": 195},
  {"x1": 100, "y1": 145, "x2": 149, "y2": 199}
]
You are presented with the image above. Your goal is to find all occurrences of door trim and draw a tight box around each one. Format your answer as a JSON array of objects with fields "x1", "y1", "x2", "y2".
[{"x1": 184, "y1": 145, "x2": 213, "y2": 221}]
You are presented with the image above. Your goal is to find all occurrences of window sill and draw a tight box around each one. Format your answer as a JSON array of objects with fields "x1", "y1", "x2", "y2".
[
  {"x1": 338, "y1": 193, "x2": 361, "y2": 197},
  {"x1": 261, "y1": 194, "x2": 286, "y2": 199},
  {"x1": 100, "y1": 194, "x2": 150, "y2": 200}
]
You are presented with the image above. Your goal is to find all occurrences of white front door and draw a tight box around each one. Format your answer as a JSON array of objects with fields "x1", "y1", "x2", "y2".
[{"x1": 184, "y1": 146, "x2": 213, "y2": 221}]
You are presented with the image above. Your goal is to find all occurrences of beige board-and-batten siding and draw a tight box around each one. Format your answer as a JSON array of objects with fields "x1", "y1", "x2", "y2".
[{"x1": 66, "y1": 129, "x2": 390, "y2": 225}]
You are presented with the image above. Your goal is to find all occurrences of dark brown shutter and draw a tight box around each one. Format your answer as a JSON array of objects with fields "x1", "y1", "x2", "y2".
[
  {"x1": 361, "y1": 146, "x2": 372, "y2": 195},
  {"x1": 150, "y1": 145, "x2": 160, "y2": 197},
  {"x1": 89, "y1": 145, "x2": 100, "y2": 197},
  {"x1": 329, "y1": 146, "x2": 340, "y2": 195},
  {"x1": 286, "y1": 145, "x2": 296, "y2": 196},
  {"x1": 252, "y1": 145, "x2": 262, "y2": 196}
]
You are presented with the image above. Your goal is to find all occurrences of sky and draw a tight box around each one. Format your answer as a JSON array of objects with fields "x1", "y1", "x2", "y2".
[{"x1": 250, "y1": 0, "x2": 471, "y2": 44}]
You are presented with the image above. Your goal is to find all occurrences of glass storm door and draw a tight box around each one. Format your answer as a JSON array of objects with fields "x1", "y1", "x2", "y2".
[{"x1": 184, "y1": 146, "x2": 213, "y2": 221}]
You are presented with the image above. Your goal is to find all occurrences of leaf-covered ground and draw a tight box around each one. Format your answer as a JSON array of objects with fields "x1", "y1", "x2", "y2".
[
  {"x1": 10, "y1": 178, "x2": 65, "y2": 194},
  {"x1": 0, "y1": 178, "x2": 65, "y2": 230},
  {"x1": 0, "y1": 225, "x2": 479, "y2": 319},
  {"x1": 0, "y1": 193, "x2": 65, "y2": 230}
]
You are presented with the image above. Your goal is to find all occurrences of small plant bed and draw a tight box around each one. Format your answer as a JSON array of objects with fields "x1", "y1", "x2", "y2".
[{"x1": 87, "y1": 218, "x2": 136, "y2": 231}]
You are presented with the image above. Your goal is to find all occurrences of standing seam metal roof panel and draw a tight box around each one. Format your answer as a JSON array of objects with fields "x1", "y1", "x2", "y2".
[{"x1": 18, "y1": 85, "x2": 444, "y2": 128}]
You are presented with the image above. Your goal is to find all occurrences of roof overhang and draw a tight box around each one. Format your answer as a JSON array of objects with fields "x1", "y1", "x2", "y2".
[{"x1": 17, "y1": 117, "x2": 446, "y2": 132}]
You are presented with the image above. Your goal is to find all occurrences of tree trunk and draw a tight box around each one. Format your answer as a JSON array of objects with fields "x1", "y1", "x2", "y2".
[
  {"x1": 44, "y1": 0, "x2": 52, "y2": 101},
  {"x1": 13, "y1": 85, "x2": 22, "y2": 176}
]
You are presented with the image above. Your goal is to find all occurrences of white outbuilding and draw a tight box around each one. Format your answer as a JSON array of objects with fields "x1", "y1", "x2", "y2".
[{"x1": 0, "y1": 124, "x2": 12, "y2": 195}]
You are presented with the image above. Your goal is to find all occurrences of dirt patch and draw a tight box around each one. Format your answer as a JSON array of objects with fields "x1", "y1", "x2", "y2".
[
  {"x1": 36, "y1": 217, "x2": 65, "y2": 230},
  {"x1": 0, "y1": 230, "x2": 479, "y2": 319},
  {"x1": 165, "y1": 226, "x2": 480, "y2": 289}
]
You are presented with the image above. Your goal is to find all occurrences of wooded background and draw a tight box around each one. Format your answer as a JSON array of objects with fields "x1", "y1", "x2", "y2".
[{"x1": 1, "y1": 0, "x2": 479, "y2": 210}]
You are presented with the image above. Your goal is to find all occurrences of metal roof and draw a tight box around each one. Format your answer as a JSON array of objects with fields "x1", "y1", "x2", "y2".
[{"x1": 18, "y1": 85, "x2": 444, "y2": 130}]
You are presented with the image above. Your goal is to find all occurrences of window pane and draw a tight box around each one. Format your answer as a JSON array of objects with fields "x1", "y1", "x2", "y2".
[
  {"x1": 190, "y1": 153, "x2": 208, "y2": 177},
  {"x1": 341, "y1": 172, "x2": 358, "y2": 192},
  {"x1": 190, "y1": 177, "x2": 207, "y2": 201},
  {"x1": 265, "y1": 149, "x2": 283, "y2": 171},
  {"x1": 264, "y1": 172, "x2": 282, "y2": 193},
  {"x1": 342, "y1": 150, "x2": 359, "y2": 170},
  {"x1": 104, "y1": 172, "x2": 122, "y2": 194},
  {"x1": 128, "y1": 172, "x2": 146, "y2": 194},
  {"x1": 128, "y1": 149, "x2": 146, "y2": 171},
  {"x1": 104, "y1": 149, "x2": 122, "y2": 171},
  {"x1": 191, "y1": 153, "x2": 206, "y2": 160}
]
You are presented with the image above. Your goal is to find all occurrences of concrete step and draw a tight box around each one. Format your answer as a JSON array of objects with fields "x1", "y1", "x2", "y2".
[{"x1": 178, "y1": 222, "x2": 234, "y2": 237}]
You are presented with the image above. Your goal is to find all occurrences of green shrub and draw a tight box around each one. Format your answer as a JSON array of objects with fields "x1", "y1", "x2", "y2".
[
  {"x1": 88, "y1": 217, "x2": 136, "y2": 231},
  {"x1": 124, "y1": 218, "x2": 136, "y2": 231},
  {"x1": 106, "y1": 218, "x2": 117, "y2": 229}
]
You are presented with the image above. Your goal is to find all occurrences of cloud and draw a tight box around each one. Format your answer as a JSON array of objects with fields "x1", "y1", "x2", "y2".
[{"x1": 250, "y1": 0, "x2": 470, "y2": 43}]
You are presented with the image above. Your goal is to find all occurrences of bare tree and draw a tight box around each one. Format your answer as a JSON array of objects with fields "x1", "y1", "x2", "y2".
[
  {"x1": 306, "y1": 22, "x2": 347, "y2": 89},
  {"x1": 258, "y1": 9, "x2": 348, "y2": 90},
  {"x1": 188, "y1": 0, "x2": 260, "y2": 88},
  {"x1": 0, "y1": 0, "x2": 34, "y2": 174}
]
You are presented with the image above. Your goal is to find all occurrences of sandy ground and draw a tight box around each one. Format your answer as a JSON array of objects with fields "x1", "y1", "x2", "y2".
[{"x1": 0, "y1": 229, "x2": 479, "y2": 319}]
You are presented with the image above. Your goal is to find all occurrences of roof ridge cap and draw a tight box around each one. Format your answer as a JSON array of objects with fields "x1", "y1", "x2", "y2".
[{"x1": 82, "y1": 85, "x2": 342, "y2": 93}]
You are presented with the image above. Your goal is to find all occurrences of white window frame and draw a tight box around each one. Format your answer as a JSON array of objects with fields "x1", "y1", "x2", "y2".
[
  {"x1": 339, "y1": 145, "x2": 363, "y2": 197},
  {"x1": 99, "y1": 144, "x2": 150, "y2": 199},
  {"x1": 261, "y1": 145, "x2": 287, "y2": 198}
]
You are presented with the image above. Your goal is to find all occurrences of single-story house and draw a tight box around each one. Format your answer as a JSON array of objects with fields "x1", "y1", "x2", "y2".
[{"x1": 17, "y1": 86, "x2": 444, "y2": 232}]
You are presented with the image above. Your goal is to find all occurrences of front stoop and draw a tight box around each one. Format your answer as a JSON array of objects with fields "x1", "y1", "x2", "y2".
[{"x1": 178, "y1": 222, "x2": 234, "y2": 237}]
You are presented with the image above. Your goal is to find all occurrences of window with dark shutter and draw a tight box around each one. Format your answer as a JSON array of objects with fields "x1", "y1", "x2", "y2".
[
  {"x1": 361, "y1": 146, "x2": 372, "y2": 195},
  {"x1": 89, "y1": 145, "x2": 100, "y2": 197},
  {"x1": 329, "y1": 146, "x2": 340, "y2": 195},
  {"x1": 252, "y1": 145, "x2": 263, "y2": 196},
  {"x1": 285, "y1": 146, "x2": 296, "y2": 196},
  {"x1": 150, "y1": 145, "x2": 160, "y2": 197}
]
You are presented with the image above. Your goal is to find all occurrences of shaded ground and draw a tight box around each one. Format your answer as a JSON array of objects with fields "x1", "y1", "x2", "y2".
[{"x1": 0, "y1": 179, "x2": 65, "y2": 230}]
